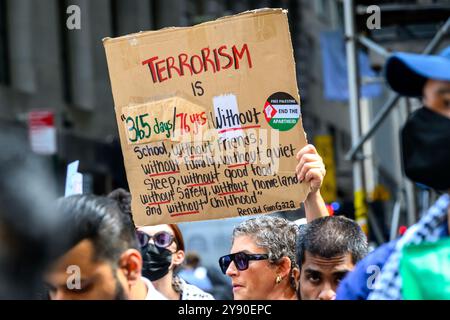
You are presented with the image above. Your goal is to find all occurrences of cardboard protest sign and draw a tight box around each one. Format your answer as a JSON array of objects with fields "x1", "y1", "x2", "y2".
[{"x1": 103, "y1": 9, "x2": 310, "y2": 226}]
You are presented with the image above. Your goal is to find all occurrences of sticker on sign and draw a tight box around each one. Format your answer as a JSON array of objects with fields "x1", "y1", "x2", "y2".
[{"x1": 263, "y1": 92, "x2": 300, "y2": 131}]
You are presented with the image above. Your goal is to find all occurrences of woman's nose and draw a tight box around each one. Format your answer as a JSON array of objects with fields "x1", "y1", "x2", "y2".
[{"x1": 226, "y1": 260, "x2": 238, "y2": 277}]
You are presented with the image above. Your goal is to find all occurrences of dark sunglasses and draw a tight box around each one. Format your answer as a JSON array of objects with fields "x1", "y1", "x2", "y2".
[
  {"x1": 218, "y1": 252, "x2": 269, "y2": 274},
  {"x1": 136, "y1": 230, "x2": 175, "y2": 248}
]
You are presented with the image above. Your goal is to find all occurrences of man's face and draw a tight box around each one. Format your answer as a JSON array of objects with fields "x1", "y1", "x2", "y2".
[
  {"x1": 299, "y1": 251, "x2": 354, "y2": 300},
  {"x1": 45, "y1": 239, "x2": 129, "y2": 300},
  {"x1": 423, "y1": 79, "x2": 450, "y2": 119}
]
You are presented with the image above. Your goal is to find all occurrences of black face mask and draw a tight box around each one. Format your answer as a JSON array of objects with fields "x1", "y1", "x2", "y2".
[
  {"x1": 141, "y1": 243, "x2": 173, "y2": 281},
  {"x1": 401, "y1": 107, "x2": 450, "y2": 191}
]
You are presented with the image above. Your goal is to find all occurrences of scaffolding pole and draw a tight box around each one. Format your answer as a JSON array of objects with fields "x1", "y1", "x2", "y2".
[{"x1": 344, "y1": 0, "x2": 368, "y2": 235}]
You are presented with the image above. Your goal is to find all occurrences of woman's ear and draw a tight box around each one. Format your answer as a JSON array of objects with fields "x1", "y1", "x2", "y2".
[
  {"x1": 292, "y1": 266, "x2": 300, "y2": 284},
  {"x1": 119, "y1": 249, "x2": 143, "y2": 285},
  {"x1": 276, "y1": 256, "x2": 292, "y2": 279},
  {"x1": 172, "y1": 249, "x2": 185, "y2": 267}
]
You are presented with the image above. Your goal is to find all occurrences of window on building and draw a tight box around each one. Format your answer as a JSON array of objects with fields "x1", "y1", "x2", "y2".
[
  {"x1": 110, "y1": 0, "x2": 119, "y2": 37},
  {"x1": 57, "y1": 0, "x2": 73, "y2": 103},
  {"x1": 339, "y1": 130, "x2": 352, "y2": 158},
  {"x1": 0, "y1": 0, "x2": 10, "y2": 85},
  {"x1": 327, "y1": 124, "x2": 339, "y2": 166},
  {"x1": 313, "y1": 0, "x2": 329, "y2": 18}
]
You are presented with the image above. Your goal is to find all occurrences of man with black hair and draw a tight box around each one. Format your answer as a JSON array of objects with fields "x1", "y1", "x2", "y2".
[
  {"x1": 296, "y1": 216, "x2": 368, "y2": 300},
  {"x1": 45, "y1": 194, "x2": 166, "y2": 300}
]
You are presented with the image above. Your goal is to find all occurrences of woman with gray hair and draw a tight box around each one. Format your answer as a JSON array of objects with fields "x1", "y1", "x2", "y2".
[
  {"x1": 218, "y1": 143, "x2": 329, "y2": 300},
  {"x1": 219, "y1": 216, "x2": 299, "y2": 300}
]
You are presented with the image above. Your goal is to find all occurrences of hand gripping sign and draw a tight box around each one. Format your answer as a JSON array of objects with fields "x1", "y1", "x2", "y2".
[{"x1": 103, "y1": 9, "x2": 310, "y2": 226}]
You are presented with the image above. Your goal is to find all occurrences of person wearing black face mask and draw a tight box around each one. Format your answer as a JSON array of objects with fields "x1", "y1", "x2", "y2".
[
  {"x1": 337, "y1": 45, "x2": 450, "y2": 300},
  {"x1": 401, "y1": 106, "x2": 450, "y2": 191},
  {"x1": 140, "y1": 240, "x2": 173, "y2": 282},
  {"x1": 386, "y1": 46, "x2": 450, "y2": 193},
  {"x1": 137, "y1": 224, "x2": 214, "y2": 300}
]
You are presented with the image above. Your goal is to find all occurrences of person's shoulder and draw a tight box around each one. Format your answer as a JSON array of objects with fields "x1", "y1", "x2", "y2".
[
  {"x1": 428, "y1": 193, "x2": 450, "y2": 214},
  {"x1": 347, "y1": 240, "x2": 398, "y2": 275},
  {"x1": 367, "y1": 240, "x2": 398, "y2": 262},
  {"x1": 336, "y1": 240, "x2": 398, "y2": 300},
  {"x1": 180, "y1": 279, "x2": 215, "y2": 300},
  {"x1": 141, "y1": 276, "x2": 168, "y2": 300}
]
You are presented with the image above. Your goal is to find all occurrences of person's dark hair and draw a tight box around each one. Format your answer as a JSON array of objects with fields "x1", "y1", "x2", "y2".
[
  {"x1": 296, "y1": 216, "x2": 368, "y2": 267},
  {"x1": 105, "y1": 188, "x2": 185, "y2": 252},
  {"x1": 55, "y1": 194, "x2": 139, "y2": 264},
  {"x1": 107, "y1": 188, "x2": 135, "y2": 227}
]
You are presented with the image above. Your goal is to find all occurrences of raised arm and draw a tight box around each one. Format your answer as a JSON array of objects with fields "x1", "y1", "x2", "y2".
[{"x1": 295, "y1": 144, "x2": 329, "y2": 222}]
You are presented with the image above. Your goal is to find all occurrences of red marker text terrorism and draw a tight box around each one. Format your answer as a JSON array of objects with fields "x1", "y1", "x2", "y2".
[{"x1": 142, "y1": 43, "x2": 253, "y2": 84}]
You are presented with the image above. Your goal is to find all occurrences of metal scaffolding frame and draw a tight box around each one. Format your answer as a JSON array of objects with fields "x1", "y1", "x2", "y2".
[
  {"x1": 343, "y1": 0, "x2": 370, "y2": 238},
  {"x1": 345, "y1": 17, "x2": 450, "y2": 162},
  {"x1": 342, "y1": 0, "x2": 450, "y2": 243}
]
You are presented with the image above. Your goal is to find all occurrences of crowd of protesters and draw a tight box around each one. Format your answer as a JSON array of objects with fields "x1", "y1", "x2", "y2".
[{"x1": 0, "y1": 46, "x2": 449, "y2": 300}]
